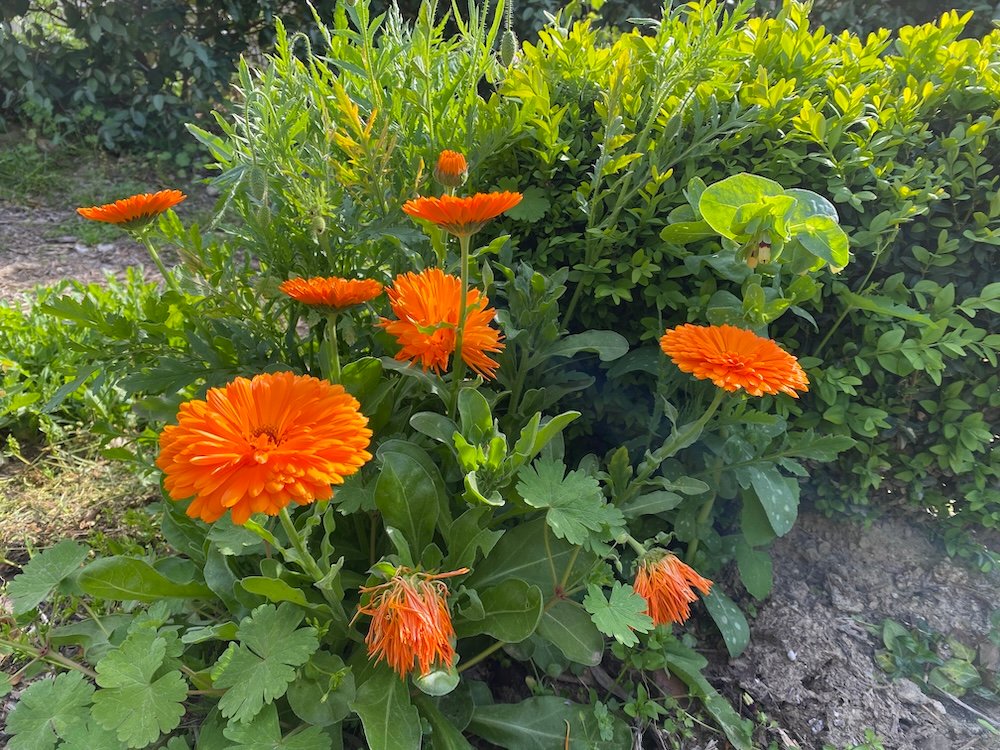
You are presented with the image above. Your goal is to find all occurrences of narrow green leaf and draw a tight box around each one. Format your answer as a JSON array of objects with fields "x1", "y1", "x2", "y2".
[
  {"x1": 468, "y1": 696, "x2": 630, "y2": 749},
  {"x1": 703, "y1": 588, "x2": 751, "y2": 658},
  {"x1": 351, "y1": 665, "x2": 421, "y2": 750},
  {"x1": 78, "y1": 556, "x2": 212, "y2": 602}
]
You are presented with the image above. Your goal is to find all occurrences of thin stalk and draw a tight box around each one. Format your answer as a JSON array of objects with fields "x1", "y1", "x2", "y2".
[
  {"x1": 449, "y1": 233, "x2": 473, "y2": 418},
  {"x1": 278, "y1": 507, "x2": 326, "y2": 583},
  {"x1": 623, "y1": 533, "x2": 648, "y2": 558},
  {"x1": 139, "y1": 234, "x2": 181, "y2": 294},
  {"x1": 457, "y1": 639, "x2": 506, "y2": 673},
  {"x1": 326, "y1": 312, "x2": 342, "y2": 384},
  {"x1": 686, "y1": 456, "x2": 724, "y2": 563},
  {"x1": 558, "y1": 547, "x2": 582, "y2": 593},
  {"x1": 508, "y1": 346, "x2": 530, "y2": 417},
  {"x1": 79, "y1": 600, "x2": 110, "y2": 638},
  {"x1": 0, "y1": 637, "x2": 98, "y2": 679},
  {"x1": 634, "y1": 388, "x2": 726, "y2": 487}
]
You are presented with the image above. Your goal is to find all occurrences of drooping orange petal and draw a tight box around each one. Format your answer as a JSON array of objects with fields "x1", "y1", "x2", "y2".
[
  {"x1": 77, "y1": 189, "x2": 186, "y2": 228},
  {"x1": 402, "y1": 192, "x2": 522, "y2": 237},
  {"x1": 279, "y1": 276, "x2": 383, "y2": 311},
  {"x1": 356, "y1": 568, "x2": 467, "y2": 678},
  {"x1": 659, "y1": 323, "x2": 809, "y2": 397},
  {"x1": 633, "y1": 553, "x2": 713, "y2": 626},
  {"x1": 156, "y1": 372, "x2": 372, "y2": 524},
  {"x1": 380, "y1": 268, "x2": 504, "y2": 379}
]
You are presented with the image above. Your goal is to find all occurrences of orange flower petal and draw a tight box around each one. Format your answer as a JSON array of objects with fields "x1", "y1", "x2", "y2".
[
  {"x1": 156, "y1": 372, "x2": 372, "y2": 524},
  {"x1": 659, "y1": 323, "x2": 809, "y2": 397},
  {"x1": 357, "y1": 568, "x2": 467, "y2": 678},
  {"x1": 634, "y1": 553, "x2": 713, "y2": 626},
  {"x1": 279, "y1": 276, "x2": 383, "y2": 311},
  {"x1": 380, "y1": 268, "x2": 504, "y2": 379},
  {"x1": 77, "y1": 189, "x2": 186, "y2": 228},
  {"x1": 402, "y1": 191, "x2": 522, "y2": 237}
]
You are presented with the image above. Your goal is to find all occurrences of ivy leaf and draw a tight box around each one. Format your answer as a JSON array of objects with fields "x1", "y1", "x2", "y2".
[
  {"x1": 6, "y1": 671, "x2": 93, "y2": 750},
  {"x1": 222, "y1": 703, "x2": 332, "y2": 749},
  {"x1": 6, "y1": 540, "x2": 89, "y2": 614},
  {"x1": 583, "y1": 583, "x2": 654, "y2": 647},
  {"x1": 91, "y1": 628, "x2": 187, "y2": 748},
  {"x1": 211, "y1": 603, "x2": 319, "y2": 723},
  {"x1": 516, "y1": 458, "x2": 625, "y2": 549}
]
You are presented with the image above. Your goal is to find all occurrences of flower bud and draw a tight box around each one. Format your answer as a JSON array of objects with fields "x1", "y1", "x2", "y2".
[
  {"x1": 500, "y1": 29, "x2": 518, "y2": 67},
  {"x1": 433, "y1": 150, "x2": 468, "y2": 188}
]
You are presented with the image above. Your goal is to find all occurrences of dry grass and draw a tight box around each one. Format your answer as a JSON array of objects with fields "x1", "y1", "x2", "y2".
[{"x1": 0, "y1": 445, "x2": 158, "y2": 570}]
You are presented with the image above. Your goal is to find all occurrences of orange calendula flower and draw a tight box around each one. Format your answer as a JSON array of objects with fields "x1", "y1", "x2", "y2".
[
  {"x1": 402, "y1": 191, "x2": 522, "y2": 237},
  {"x1": 356, "y1": 568, "x2": 467, "y2": 678},
  {"x1": 381, "y1": 267, "x2": 504, "y2": 379},
  {"x1": 157, "y1": 372, "x2": 372, "y2": 525},
  {"x1": 279, "y1": 276, "x2": 383, "y2": 312},
  {"x1": 659, "y1": 323, "x2": 809, "y2": 397},
  {"x1": 634, "y1": 552, "x2": 713, "y2": 626},
  {"x1": 433, "y1": 150, "x2": 469, "y2": 188},
  {"x1": 77, "y1": 189, "x2": 186, "y2": 229}
]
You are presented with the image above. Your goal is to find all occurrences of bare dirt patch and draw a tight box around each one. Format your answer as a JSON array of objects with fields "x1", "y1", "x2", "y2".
[{"x1": 722, "y1": 510, "x2": 999, "y2": 750}]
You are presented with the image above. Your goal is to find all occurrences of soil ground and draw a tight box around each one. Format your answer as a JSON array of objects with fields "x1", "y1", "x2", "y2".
[{"x1": 1, "y1": 145, "x2": 997, "y2": 750}]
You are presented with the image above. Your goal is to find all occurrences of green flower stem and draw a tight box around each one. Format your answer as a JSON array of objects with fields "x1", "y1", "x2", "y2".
[
  {"x1": 449, "y1": 233, "x2": 473, "y2": 418},
  {"x1": 634, "y1": 387, "x2": 726, "y2": 487},
  {"x1": 457, "y1": 639, "x2": 506, "y2": 673},
  {"x1": 623, "y1": 533, "x2": 648, "y2": 558},
  {"x1": 326, "y1": 312, "x2": 342, "y2": 384},
  {"x1": 139, "y1": 234, "x2": 181, "y2": 295},
  {"x1": 0, "y1": 637, "x2": 98, "y2": 679},
  {"x1": 686, "y1": 455, "x2": 724, "y2": 563},
  {"x1": 558, "y1": 546, "x2": 582, "y2": 593},
  {"x1": 278, "y1": 507, "x2": 326, "y2": 584}
]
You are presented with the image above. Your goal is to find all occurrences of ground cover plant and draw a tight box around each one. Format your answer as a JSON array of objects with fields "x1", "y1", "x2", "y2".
[{"x1": 1, "y1": 0, "x2": 998, "y2": 747}]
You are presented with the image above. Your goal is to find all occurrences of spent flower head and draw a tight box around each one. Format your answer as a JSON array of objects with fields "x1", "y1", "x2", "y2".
[{"x1": 633, "y1": 551, "x2": 713, "y2": 626}]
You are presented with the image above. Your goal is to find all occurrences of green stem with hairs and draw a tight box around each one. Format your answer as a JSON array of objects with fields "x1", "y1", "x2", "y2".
[
  {"x1": 0, "y1": 637, "x2": 98, "y2": 679},
  {"x1": 326, "y1": 312, "x2": 342, "y2": 384},
  {"x1": 139, "y1": 234, "x2": 180, "y2": 294},
  {"x1": 278, "y1": 507, "x2": 326, "y2": 583},
  {"x1": 449, "y1": 233, "x2": 473, "y2": 418}
]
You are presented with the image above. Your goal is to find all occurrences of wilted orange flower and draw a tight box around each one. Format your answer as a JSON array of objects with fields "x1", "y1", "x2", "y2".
[
  {"x1": 659, "y1": 323, "x2": 809, "y2": 397},
  {"x1": 381, "y1": 268, "x2": 504, "y2": 379},
  {"x1": 77, "y1": 189, "x2": 186, "y2": 228},
  {"x1": 357, "y1": 568, "x2": 467, "y2": 678},
  {"x1": 402, "y1": 191, "x2": 522, "y2": 237},
  {"x1": 279, "y1": 276, "x2": 383, "y2": 311},
  {"x1": 157, "y1": 372, "x2": 372, "y2": 525},
  {"x1": 434, "y1": 150, "x2": 468, "y2": 188},
  {"x1": 634, "y1": 552, "x2": 713, "y2": 626}
]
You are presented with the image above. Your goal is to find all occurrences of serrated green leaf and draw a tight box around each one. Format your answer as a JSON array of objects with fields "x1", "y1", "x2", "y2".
[
  {"x1": 6, "y1": 671, "x2": 94, "y2": 750},
  {"x1": 57, "y1": 721, "x2": 126, "y2": 750},
  {"x1": 503, "y1": 185, "x2": 550, "y2": 222},
  {"x1": 223, "y1": 703, "x2": 332, "y2": 749},
  {"x1": 583, "y1": 583, "x2": 654, "y2": 646},
  {"x1": 7, "y1": 540, "x2": 89, "y2": 614},
  {"x1": 703, "y1": 588, "x2": 751, "y2": 658},
  {"x1": 351, "y1": 665, "x2": 421, "y2": 750},
  {"x1": 212, "y1": 603, "x2": 319, "y2": 723},
  {"x1": 91, "y1": 628, "x2": 187, "y2": 748},
  {"x1": 516, "y1": 458, "x2": 624, "y2": 548}
]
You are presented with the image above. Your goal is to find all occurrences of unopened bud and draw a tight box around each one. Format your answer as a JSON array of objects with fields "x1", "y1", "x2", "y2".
[
  {"x1": 500, "y1": 29, "x2": 518, "y2": 67},
  {"x1": 433, "y1": 150, "x2": 468, "y2": 188}
]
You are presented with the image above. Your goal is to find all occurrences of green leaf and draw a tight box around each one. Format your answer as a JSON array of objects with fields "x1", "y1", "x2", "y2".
[
  {"x1": 699, "y1": 173, "x2": 785, "y2": 239},
  {"x1": 740, "y1": 491, "x2": 777, "y2": 547},
  {"x1": 734, "y1": 542, "x2": 773, "y2": 600},
  {"x1": 7, "y1": 540, "x2": 89, "y2": 614},
  {"x1": 91, "y1": 628, "x2": 187, "y2": 748},
  {"x1": 503, "y1": 185, "x2": 550, "y2": 222},
  {"x1": 455, "y1": 579, "x2": 543, "y2": 643},
  {"x1": 212, "y1": 603, "x2": 319, "y2": 723},
  {"x1": 543, "y1": 331, "x2": 628, "y2": 362},
  {"x1": 659, "y1": 220, "x2": 716, "y2": 244},
  {"x1": 703, "y1": 588, "x2": 751, "y2": 658},
  {"x1": 468, "y1": 696, "x2": 631, "y2": 749},
  {"x1": 6, "y1": 671, "x2": 94, "y2": 750},
  {"x1": 741, "y1": 465, "x2": 799, "y2": 536},
  {"x1": 840, "y1": 290, "x2": 933, "y2": 324},
  {"x1": 796, "y1": 215, "x2": 850, "y2": 269},
  {"x1": 413, "y1": 693, "x2": 474, "y2": 750},
  {"x1": 536, "y1": 601, "x2": 603, "y2": 666},
  {"x1": 57, "y1": 721, "x2": 126, "y2": 750},
  {"x1": 619, "y1": 490, "x2": 682, "y2": 518},
  {"x1": 583, "y1": 582, "x2": 654, "y2": 646},
  {"x1": 287, "y1": 652, "x2": 355, "y2": 727},
  {"x1": 238, "y1": 576, "x2": 310, "y2": 607},
  {"x1": 374, "y1": 446, "x2": 442, "y2": 555},
  {"x1": 351, "y1": 665, "x2": 421, "y2": 750},
  {"x1": 457, "y1": 388, "x2": 493, "y2": 437},
  {"x1": 516, "y1": 458, "x2": 624, "y2": 548},
  {"x1": 511, "y1": 411, "x2": 581, "y2": 465},
  {"x1": 465, "y1": 518, "x2": 591, "y2": 597},
  {"x1": 443, "y1": 507, "x2": 503, "y2": 570},
  {"x1": 78, "y1": 556, "x2": 213, "y2": 602},
  {"x1": 663, "y1": 639, "x2": 754, "y2": 750},
  {"x1": 223, "y1": 703, "x2": 332, "y2": 749}
]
